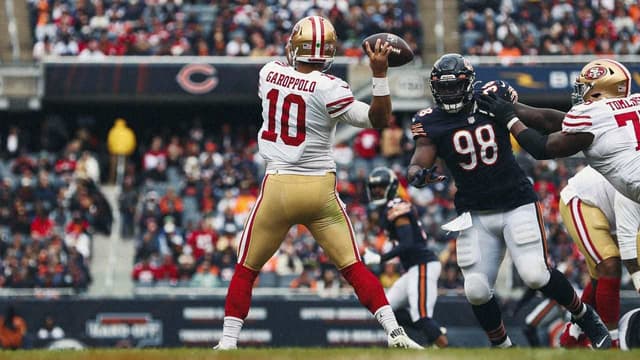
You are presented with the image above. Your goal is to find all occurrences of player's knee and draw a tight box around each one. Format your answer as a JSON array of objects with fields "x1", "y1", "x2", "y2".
[
  {"x1": 596, "y1": 257, "x2": 622, "y2": 278},
  {"x1": 464, "y1": 273, "x2": 492, "y2": 305},
  {"x1": 519, "y1": 260, "x2": 550, "y2": 289}
]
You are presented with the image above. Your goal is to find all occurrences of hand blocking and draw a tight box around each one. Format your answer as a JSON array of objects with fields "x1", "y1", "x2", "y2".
[{"x1": 476, "y1": 92, "x2": 518, "y2": 128}]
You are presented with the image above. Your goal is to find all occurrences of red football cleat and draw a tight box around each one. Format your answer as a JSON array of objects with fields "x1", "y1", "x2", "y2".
[{"x1": 559, "y1": 323, "x2": 592, "y2": 348}]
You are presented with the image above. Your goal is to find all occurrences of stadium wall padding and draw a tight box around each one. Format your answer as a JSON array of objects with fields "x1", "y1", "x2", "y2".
[{"x1": 3, "y1": 296, "x2": 640, "y2": 348}]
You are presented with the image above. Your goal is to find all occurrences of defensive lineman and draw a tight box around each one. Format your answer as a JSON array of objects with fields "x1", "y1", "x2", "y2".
[{"x1": 408, "y1": 53, "x2": 611, "y2": 348}]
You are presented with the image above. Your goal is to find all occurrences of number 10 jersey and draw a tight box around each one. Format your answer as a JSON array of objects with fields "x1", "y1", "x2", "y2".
[{"x1": 257, "y1": 60, "x2": 355, "y2": 175}]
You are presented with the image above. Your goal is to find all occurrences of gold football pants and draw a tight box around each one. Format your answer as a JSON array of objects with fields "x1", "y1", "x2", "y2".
[{"x1": 237, "y1": 172, "x2": 360, "y2": 271}]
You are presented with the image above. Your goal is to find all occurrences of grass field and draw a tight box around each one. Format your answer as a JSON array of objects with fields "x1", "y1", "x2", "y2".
[{"x1": 0, "y1": 348, "x2": 638, "y2": 360}]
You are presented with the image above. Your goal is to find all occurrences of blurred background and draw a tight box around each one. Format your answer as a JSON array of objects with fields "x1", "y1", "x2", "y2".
[{"x1": 0, "y1": 0, "x2": 638, "y2": 350}]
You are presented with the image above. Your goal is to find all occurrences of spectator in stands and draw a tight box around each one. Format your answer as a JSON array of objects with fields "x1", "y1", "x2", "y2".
[
  {"x1": 135, "y1": 218, "x2": 164, "y2": 263},
  {"x1": 379, "y1": 262, "x2": 400, "y2": 289},
  {"x1": 190, "y1": 260, "x2": 221, "y2": 288},
  {"x1": 155, "y1": 254, "x2": 179, "y2": 284},
  {"x1": 275, "y1": 238, "x2": 303, "y2": 277},
  {"x1": 185, "y1": 220, "x2": 217, "y2": 261},
  {"x1": 289, "y1": 265, "x2": 318, "y2": 290},
  {"x1": 159, "y1": 187, "x2": 184, "y2": 226},
  {"x1": 132, "y1": 256, "x2": 157, "y2": 285},
  {"x1": 118, "y1": 176, "x2": 138, "y2": 238},
  {"x1": 32, "y1": 35, "x2": 54, "y2": 60},
  {"x1": 0, "y1": 306, "x2": 27, "y2": 349},
  {"x1": 30, "y1": 204, "x2": 54, "y2": 242},
  {"x1": 316, "y1": 268, "x2": 341, "y2": 298},
  {"x1": 30, "y1": 1, "x2": 422, "y2": 60}
]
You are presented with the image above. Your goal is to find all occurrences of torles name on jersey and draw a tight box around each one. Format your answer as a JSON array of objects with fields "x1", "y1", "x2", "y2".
[
  {"x1": 605, "y1": 95, "x2": 640, "y2": 111},
  {"x1": 265, "y1": 71, "x2": 317, "y2": 93}
]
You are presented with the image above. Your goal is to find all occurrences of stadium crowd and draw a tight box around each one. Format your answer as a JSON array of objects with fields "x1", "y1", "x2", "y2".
[
  {"x1": 460, "y1": 0, "x2": 640, "y2": 57},
  {"x1": 0, "y1": 121, "x2": 111, "y2": 292},
  {"x1": 29, "y1": 0, "x2": 422, "y2": 60},
  {"x1": 125, "y1": 118, "x2": 606, "y2": 296}
]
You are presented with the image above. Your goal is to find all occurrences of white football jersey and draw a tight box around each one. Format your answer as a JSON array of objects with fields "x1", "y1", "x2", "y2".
[
  {"x1": 562, "y1": 94, "x2": 640, "y2": 202},
  {"x1": 257, "y1": 60, "x2": 356, "y2": 174},
  {"x1": 560, "y1": 165, "x2": 616, "y2": 228}
]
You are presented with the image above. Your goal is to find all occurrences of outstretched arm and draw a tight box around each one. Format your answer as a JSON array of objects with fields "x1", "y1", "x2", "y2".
[
  {"x1": 509, "y1": 121, "x2": 594, "y2": 159},
  {"x1": 478, "y1": 93, "x2": 593, "y2": 159},
  {"x1": 514, "y1": 103, "x2": 566, "y2": 134}
]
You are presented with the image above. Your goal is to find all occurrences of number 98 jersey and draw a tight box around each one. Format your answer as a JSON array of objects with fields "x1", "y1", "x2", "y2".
[
  {"x1": 258, "y1": 60, "x2": 355, "y2": 174},
  {"x1": 412, "y1": 106, "x2": 537, "y2": 213}
]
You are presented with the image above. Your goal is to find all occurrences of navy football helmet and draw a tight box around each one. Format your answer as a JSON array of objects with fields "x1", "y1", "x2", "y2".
[
  {"x1": 430, "y1": 53, "x2": 476, "y2": 113},
  {"x1": 367, "y1": 167, "x2": 399, "y2": 207}
]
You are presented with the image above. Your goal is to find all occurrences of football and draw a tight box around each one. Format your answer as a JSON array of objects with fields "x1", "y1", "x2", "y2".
[{"x1": 362, "y1": 33, "x2": 414, "y2": 67}]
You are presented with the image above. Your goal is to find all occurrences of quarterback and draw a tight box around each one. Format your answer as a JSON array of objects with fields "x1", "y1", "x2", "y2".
[{"x1": 215, "y1": 16, "x2": 421, "y2": 350}]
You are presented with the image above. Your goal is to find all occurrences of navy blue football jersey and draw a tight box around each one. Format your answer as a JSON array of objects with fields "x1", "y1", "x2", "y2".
[
  {"x1": 379, "y1": 198, "x2": 438, "y2": 270},
  {"x1": 411, "y1": 105, "x2": 537, "y2": 213}
]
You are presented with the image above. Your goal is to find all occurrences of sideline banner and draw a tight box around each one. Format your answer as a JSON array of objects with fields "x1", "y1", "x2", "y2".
[
  {"x1": 43, "y1": 61, "x2": 348, "y2": 103},
  {"x1": 6, "y1": 296, "x2": 640, "y2": 348}
]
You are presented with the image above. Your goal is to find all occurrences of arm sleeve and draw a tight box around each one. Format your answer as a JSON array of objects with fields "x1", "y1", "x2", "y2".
[
  {"x1": 323, "y1": 78, "x2": 356, "y2": 118},
  {"x1": 335, "y1": 100, "x2": 372, "y2": 128},
  {"x1": 562, "y1": 104, "x2": 595, "y2": 133}
]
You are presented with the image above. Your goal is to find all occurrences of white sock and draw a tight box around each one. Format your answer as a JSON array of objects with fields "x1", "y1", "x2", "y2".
[
  {"x1": 220, "y1": 316, "x2": 244, "y2": 347},
  {"x1": 374, "y1": 305, "x2": 400, "y2": 335},
  {"x1": 496, "y1": 336, "x2": 512, "y2": 348},
  {"x1": 610, "y1": 328, "x2": 619, "y2": 341}
]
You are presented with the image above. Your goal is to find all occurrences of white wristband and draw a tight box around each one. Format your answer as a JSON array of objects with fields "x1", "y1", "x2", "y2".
[
  {"x1": 372, "y1": 77, "x2": 390, "y2": 97},
  {"x1": 632, "y1": 271, "x2": 640, "y2": 292},
  {"x1": 506, "y1": 117, "x2": 520, "y2": 130}
]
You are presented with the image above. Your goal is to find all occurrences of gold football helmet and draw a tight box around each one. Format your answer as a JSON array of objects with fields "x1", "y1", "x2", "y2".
[
  {"x1": 572, "y1": 58, "x2": 631, "y2": 105},
  {"x1": 287, "y1": 16, "x2": 337, "y2": 71}
]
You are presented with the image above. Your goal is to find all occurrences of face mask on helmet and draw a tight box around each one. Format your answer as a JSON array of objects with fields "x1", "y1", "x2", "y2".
[
  {"x1": 367, "y1": 168, "x2": 399, "y2": 207},
  {"x1": 430, "y1": 54, "x2": 476, "y2": 113},
  {"x1": 571, "y1": 82, "x2": 593, "y2": 105},
  {"x1": 431, "y1": 75, "x2": 474, "y2": 112}
]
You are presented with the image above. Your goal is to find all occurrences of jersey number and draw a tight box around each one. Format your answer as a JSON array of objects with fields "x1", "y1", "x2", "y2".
[
  {"x1": 614, "y1": 110, "x2": 640, "y2": 151},
  {"x1": 452, "y1": 124, "x2": 498, "y2": 170},
  {"x1": 261, "y1": 88, "x2": 306, "y2": 146}
]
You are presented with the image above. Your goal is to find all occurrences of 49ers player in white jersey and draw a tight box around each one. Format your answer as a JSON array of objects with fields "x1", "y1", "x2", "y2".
[
  {"x1": 477, "y1": 58, "x2": 640, "y2": 293},
  {"x1": 215, "y1": 16, "x2": 422, "y2": 350}
]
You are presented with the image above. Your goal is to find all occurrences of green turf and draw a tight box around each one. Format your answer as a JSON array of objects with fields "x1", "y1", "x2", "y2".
[{"x1": 0, "y1": 348, "x2": 638, "y2": 360}]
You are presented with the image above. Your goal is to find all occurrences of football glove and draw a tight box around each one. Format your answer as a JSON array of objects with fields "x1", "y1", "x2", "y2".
[
  {"x1": 476, "y1": 92, "x2": 517, "y2": 128},
  {"x1": 409, "y1": 165, "x2": 447, "y2": 188},
  {"x1": 475, "y1": 80, "x2": 518, "y2": 104},
  {"x1": 363, "y1": 248, "x2": 381, "y2": 266}
]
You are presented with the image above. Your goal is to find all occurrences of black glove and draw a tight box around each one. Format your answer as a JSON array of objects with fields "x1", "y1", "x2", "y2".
[
  {"x1": 409, "y1": 165, "x2": 447, "y2": 188},
  {"x1": 476, "y1": 92, "x2": 517, "y2": 127},
  {"x1": 475, "y1": 80, "x2": 518, "y2": 104}
]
